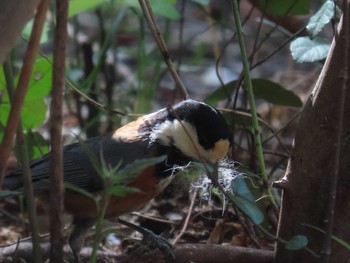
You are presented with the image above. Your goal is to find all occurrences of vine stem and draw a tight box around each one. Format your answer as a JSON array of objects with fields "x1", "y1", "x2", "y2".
[{"x1": 230, "y1": 0, "x2": 276, "y2": 206}]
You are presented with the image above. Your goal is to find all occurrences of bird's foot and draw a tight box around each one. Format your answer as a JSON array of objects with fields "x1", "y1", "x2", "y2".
[{"x1": 118, "y1": 218, "x2": 175, "y2": 262}]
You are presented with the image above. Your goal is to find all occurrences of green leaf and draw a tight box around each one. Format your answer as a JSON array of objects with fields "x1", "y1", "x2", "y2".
[
  {"x1": 148, "y1": 0, "x2": 180, "y2": 20},
  {"x1": 69, "y1": 0, "x2": 108, "y2": 17},
  {"x1": 26, "y1": 58, "x2": 52, "y2": 98},
  {"x1": 190, "y1": 0, "x2": 210, "y2": 5},
  {"x1": 231, "y1": 175, "x2": 264, "y2": 224},
  {"x1": 290, "y1": 37, "x2": 331, "y2": 63},
  {"x1": 106, "y1": 185, "x2": 140, "y2": 197},
  {"x1": 258, "y1": 0, "x2": 310, "y2": 16},
  {"x1": 205, "y1": 79, "x2": 302, "y2": 107},
  {"x1": 231, "y1": 195, "x2": 264, "y2": 224},
  {"x1": 252, "y1": 79, "x2": 302, "y2": 107},
  {"x1": 307, "y1": 0, "x2": 335, "y2": 38},
  {"x1": 0, "y1": 58, "x2": 51, "y2": 129},
  {"x1": 121, "y1": 0, "x2": 180, "y2": 20},
  {"x1": 14, "y1": 131, "x2": 48, "y2": 162},
  {"x1": 113, "y1": 155, "x2": 167, "y2": 185},
  {"x1": 231, "y1": 175, "x2": 254, "y2": 201},
  {"x1": 285, "y1": 235, "x2": 308, "y2": 250},
  {"x1": 26, "y1": 131, "x2": 49, "y2": 160},
  {"x1": 65, "y1": 182, "x2": 100, "y2": 203},
  {"x1": 0, "y1": 190, "x2": 21, "y2": 198}
]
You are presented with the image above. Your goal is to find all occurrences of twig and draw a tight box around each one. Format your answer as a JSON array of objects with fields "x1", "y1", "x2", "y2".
[
  {"x1": 172, "y1": 188, "x2": 198, "y2": 245},
  {"x1": 138, "y1": 0, "x2": 189, "y2": 99},
  {"x1": 321, "y1": 2, "x2": 349, "y2": 261},
  {"x1": 0, "y1": 0, "x2": 49, "y2": 188},
  {"x1": 250, "y1": 26, "x2": 306, "y2": 71},
  {"x1": 262, "y1": 110, "x2": 302, "y2": 146},
  {"x1": 36, "y1": 52, "x2": 127, "y2": 116},
  {"x1": 3, "y1": 60, "x2": 43, "y2": 263},
  {"x1": 67, "y1": 82, "x2": 126, "y2": 115},
  {"x1": 49, "y1": 0, "x2": 68, "y2": 261}
]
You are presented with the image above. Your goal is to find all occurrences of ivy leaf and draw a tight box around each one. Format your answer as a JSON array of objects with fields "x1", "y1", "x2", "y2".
[
  {"x1": 231, "y1": 175, "x2": 264, "y2": 224},
  {"x1": 258, "y1": 0, "x2": 310, "y2": 16},
  {"x1": 285, "y1": 235, "x2": 308, "y2": 250},
  {"x1": 307, "y1": 0, "x2": 335, "y2": 38},
  {"x1": 290, "y1": 37, "x2": 331, "y2": 63},
  {"x1": 69, "y1": 0, "x2": 107, "y2": 17},
  {"x1": 231, "y1": 175, "x2": 254, "y2": 201},
  {"x1": 0, "y1": 58, "x2": 51, "y2": 129},
  {"x1": 205, "y1": 79, "x2": 302, "y2": 107},
  {"x1": 252, "y1": 79, "x2": 302, "y2": 107}
]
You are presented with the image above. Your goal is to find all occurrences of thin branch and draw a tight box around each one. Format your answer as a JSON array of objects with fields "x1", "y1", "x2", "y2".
[
  {"x1": 262, "y1": 110, "x2": 302, "y2": 146},
  {"x1": 65, "y1": 79, "x2": 124, "y2": 116},
  {"x1": 138, "y1": 0, "x2": 189, "y2": 99},
  {"x1": 37, "y1": 53, "x2": 127, "y2": 116},
  {"x1": 172, "y1": 188, "x2": 198, "y2": 245},
  {"x1": 0, "y1": 0, "x2": 50, "y2": 186},
  {"x1": 49, "y1": 0, "x2": 68, "y2": 261}
]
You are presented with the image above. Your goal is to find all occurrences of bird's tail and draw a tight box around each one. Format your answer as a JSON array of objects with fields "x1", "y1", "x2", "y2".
[{"x1": 2, "y1": 171, "x2": 23, "y2": 191}]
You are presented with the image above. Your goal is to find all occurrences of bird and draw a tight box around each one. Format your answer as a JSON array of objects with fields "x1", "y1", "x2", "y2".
[{"x1": 3, "y1": 99, "x2": 232, "y2": 262}]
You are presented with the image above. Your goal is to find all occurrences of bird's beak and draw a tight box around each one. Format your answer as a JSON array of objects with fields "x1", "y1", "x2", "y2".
[{"x1": 213, "y1": 139, "x2": 230, "y2": 161}]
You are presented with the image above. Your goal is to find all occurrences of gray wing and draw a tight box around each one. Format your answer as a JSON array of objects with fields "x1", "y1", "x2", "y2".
[{"x1": 4, "y1": 134, "x2": 150, "y2": 193}]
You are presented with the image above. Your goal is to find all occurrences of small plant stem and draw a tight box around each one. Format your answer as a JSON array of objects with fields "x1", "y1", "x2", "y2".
[
  {"x1": 3, "y1": 60, "x2": 43, "y2": 263},
  {"x1": 229, "y1": 0, "x2": 276, "y2": 206},
  {"x1": 90, "y1": 195, "x2": 109, "y2": 263},
  {"x1": 138, "y1": 0, "x2": 189, "y2": 99}
]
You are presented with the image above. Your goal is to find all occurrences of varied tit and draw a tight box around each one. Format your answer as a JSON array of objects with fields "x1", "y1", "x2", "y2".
[{"x1": 3, "y1": 99, "x2": 232, "y2": 262}]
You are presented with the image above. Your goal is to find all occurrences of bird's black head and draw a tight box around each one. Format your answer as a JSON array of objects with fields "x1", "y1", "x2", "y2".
[{"x1": 150, "y1": 99, "x2": 232, "y2": 163}]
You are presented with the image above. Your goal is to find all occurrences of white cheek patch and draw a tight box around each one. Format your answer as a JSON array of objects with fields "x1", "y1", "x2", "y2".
[{"x1": 150, "y1": 119, "x2": 226, "y2": 163}]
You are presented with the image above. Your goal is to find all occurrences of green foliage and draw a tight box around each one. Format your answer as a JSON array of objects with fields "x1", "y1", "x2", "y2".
[
  {"x1": 258, "y1": 0, "x2": 310, "y2": 16},
  {"x1": 110, "y1": 155, "x2": 166, "y2": 186},
  {"x1": 290, "y1": 37, "x2": 330, "y2": 63},
  {"x1": 205, "y1": 79, "x2": 302, "y2": 107},
  {"x1": 0, "y1": 58, "x2": 51, "y2": 129},
  {"x1": 230, "y1": 175, "x2": 264, "y2": 224},
  {"x1": 0, "y1": 190, "x2": 21, "y2": 198},
  {"x1": 69, "y1": 0, "x2": 109, "y2": 17},
  {"x1": 285, "y1": 235, "x2": 308, "y2": 250},
  {"x1": 303, "y1": 224, "x2": 350, "y2": 250},
  {"x1": 307, "y1": 0, "x2": 335, "y2": 38},
  {"x1": 290, "y1": 0, "x2": 338, "y2": 63},
  {"x1": 65, "y1": 182, "x2": 101, "y2": 206},
  {"x1": 14, "y1": 131, "x2": 48, "y2": 161}
]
